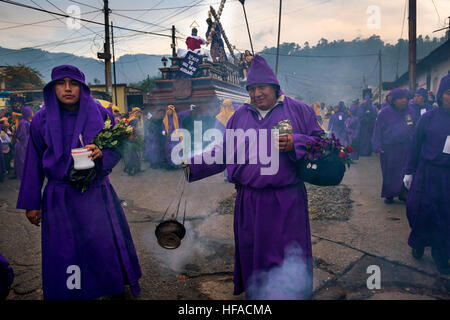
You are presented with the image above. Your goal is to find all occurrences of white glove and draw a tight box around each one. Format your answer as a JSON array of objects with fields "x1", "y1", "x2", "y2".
[{"x1": 403, "y1": 174, "x2": 413, "y2": 190}]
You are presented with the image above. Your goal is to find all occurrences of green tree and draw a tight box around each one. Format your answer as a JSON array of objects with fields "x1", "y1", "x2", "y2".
[{"x1": 3, "y1": 64, "x2": 44, "y2": 89}]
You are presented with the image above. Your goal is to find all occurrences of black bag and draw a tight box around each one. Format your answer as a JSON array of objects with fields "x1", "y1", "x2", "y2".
[
  {"x1": 297, "y1": 152, "x2": 346, "y2": 186},
  {"x1": 68, "y1": 165, "x2": 97, "y2": 191}
]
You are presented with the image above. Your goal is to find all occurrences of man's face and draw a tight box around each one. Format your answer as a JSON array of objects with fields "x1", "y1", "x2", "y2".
[
  {"x1": 54, "y1": 78, "x2": 80, "y2": 105},
  {"x1": 167, "y1": 108, "x2": 173, "y2": 116},
  {"x1": 414, "y1": 94, "x2": 425, "y2": 105},
  {"x1": 393, "y1": 97, "x2": 408, "y2": 110},
  {"x1": 442, "y1": 89, "x2": 450, "y2": 109},
  {"x1": 248, "y1": 84, "x2": 278, "y2": 110}
]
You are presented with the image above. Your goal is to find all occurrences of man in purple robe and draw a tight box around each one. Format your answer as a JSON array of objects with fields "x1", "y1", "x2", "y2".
[
  {"x1": 357, "y1": 95, "x2": 377, "y2": 156},
  {"x1": 349, "y1": 99, "x2": 359, "y2": 116},
  {"x1": 327, "y1": 102, "x2": 347, "y2": 142},
  {"x1": 16, "y1": 65, "x2": 142, "y2": 300},
  {"x1": 0, "y1": 124, "x2": 6, "y2": 182},
  {"x1": 344, "y1": 110, "x2": 360, "y2": 161},
  {"x1": 403, "y1": 74, "x2": 450, "y2": 274},
  {"x1": 144, "y1": 109, "x2": 164, "y2": 168},
  {"x1": 13, "y1": 106, "x2": 33, "y2": 180},
  {"x1": 372, "y1": 88, "x2": 416, "y2": 204},
  {"x1": 184, "y1": 55, "x2": 323, "y2": 299},
  {"x1": 409, "y1": 88, "x2": 432, "y2": 121}
]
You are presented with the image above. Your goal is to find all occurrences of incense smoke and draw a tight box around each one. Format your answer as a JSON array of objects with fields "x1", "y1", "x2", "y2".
[{"x1": 246, "y1": 242, "x2": 312, "y2": 300}]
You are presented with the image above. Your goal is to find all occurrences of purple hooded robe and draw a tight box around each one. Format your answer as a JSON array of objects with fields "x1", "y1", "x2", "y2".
[
  {"x1": 406, "y1": 75, "x2": 450, "y2": 253},
  {"x1": 372, "y1": 88, "x2": 416, "y2": 198},
  {"x1": 187, "y1": 55, "x2": 323, "y2": 299},
  {"x1": 16, "y1": 65, "x2": 142, "y2": 300},
  {"x1": 357, "y1": 96, "x2": 377, "y2": 156},
  {"x1": 144, "y1": 118, "x2": 163, "y2": 166},
  {"x1": 0, "y1": 124, "x2": 6, "y2": 180},
  {"x1": 344, "y1": 115, "x2": 360, "y2": 160},
  {"x1": 409, "y1": 88, "x2": 432, "y2": 122},
  {"x1": 13, "y1": 106, "x2": 33, "y2": 179},
  {"x1": 327, "y1": 103, "x2": 346, "y2": 142}
]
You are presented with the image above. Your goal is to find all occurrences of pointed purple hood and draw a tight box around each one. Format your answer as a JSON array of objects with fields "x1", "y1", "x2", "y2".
[
  {"x1": 43, "y1": 65, "x2": 104, "y2": 179},
  {"x1": 245, "y1": 55, "x2": 281, "y2": 93},
  {"x1": 389, "y1": 88, "x2": 409, "y2": 105},
  {"x1": 436, "y1": 74, "x2": 450, "y2": 108},
  {"x1": 21, "y1": 106, "x2": 33, "y2": 120}
]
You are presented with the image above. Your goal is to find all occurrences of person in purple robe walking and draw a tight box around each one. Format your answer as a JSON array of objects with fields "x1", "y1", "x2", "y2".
[
  {"x1": 183, "y1": 55, "x2": 323, "y2": 299},
  {"x1": 343, "y1": 110, "x2": 360, "y2": 161},
  {"x1": 409, "y1": 88, "x2": 432, "y2": 121},
  {"x1": 357, "y1": 95, "x2": 377, "y2": 156},
  {"x1": 13, "y1": 106, "x2": 33, "y2": 180},
  {"x1": 372, "y1": 88, "x2": 416, "y2": 204},
  {"x1": 162, "y1": 105, "x2": 192, "y2": 170},
  {"x1": 403, "y1": 74, "x2": 450, "y2": 274},
  {"x1": 0, "y1": 124, "x2": 6, "y2": 182},
  {"x1": 16, "y1": 65, "x2": 142, "y2": 300},
  {"x1": 349, "y1": 99, "x2": 359, "y2": 116},
  {"x1": 327, "y1": 102, "x2": 347, "y2": 142},
  {"x1": 144, "y1": 109, "x2": 164, "y2": 168},
  {"x1": 123, "y1": 107, "x2": 144, "y2": 175}
]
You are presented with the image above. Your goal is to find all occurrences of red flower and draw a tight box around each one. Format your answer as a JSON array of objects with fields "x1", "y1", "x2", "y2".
[
  {"x1": 338, "y1": 151, "x2": 346, "y2": 158},
  {"x1": 346, "y1": 145, "x2": 354, "y2": 153}
]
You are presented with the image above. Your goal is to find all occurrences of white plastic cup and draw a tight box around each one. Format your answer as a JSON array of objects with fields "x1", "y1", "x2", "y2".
[{"x1": 71, "y1": 148, "x2": 95, "y2": 170}]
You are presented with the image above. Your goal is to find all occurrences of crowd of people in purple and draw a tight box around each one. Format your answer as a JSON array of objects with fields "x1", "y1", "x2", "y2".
[{"x1": 0, "y1": 56, "x2": 449, "y2": 300}]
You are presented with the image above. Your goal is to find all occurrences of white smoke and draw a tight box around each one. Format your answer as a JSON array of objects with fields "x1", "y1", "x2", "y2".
[{"x1": 246, "y1": 242, "x2": 312, "y2": 300}]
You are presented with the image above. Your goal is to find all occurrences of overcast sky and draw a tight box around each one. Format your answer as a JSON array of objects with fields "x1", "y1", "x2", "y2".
[{"x1": 0, "y1": 0, "x2": 449, "y2": 58}]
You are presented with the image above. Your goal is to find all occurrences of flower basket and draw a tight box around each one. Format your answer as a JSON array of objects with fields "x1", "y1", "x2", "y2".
[
  {"x1": 297, "y1": 152, "x2": 346, "y2": 186},
  {"x1": 297, "y1": 134, "x2": 353, "y2": 186}
]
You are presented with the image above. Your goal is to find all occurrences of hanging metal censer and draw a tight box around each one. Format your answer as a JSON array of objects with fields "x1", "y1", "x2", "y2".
[{"x1": 155, "y1": 171, "x2": 188, "y2": 249}]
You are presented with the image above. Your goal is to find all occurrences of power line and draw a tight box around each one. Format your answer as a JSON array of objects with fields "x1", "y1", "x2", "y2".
[
  {"x1": 430, "y1": 0, "x2": 442, "y2": 26},
  {"x1": 109, "y1": 1, "x2": 238, "y2": 12},
  {"x1": 260, "y1": 51, "x2": 379, "y2": 58},
  {"x1": 0, "y1": 0, "x2": 179, "y2": 39}
]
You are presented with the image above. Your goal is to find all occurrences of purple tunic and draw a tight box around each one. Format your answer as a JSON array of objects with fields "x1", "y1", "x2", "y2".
[
  {"x1": 344, "y1": 116, "x2": 360, "y2": 160},
  {"x1": 327, "y1": 111, "x2": 346, "y2": 142},
  {"x1": 13, "y1": 119, "x2": 31, "y2": 179},
  {"x1": 406, "y1": 76, "x2": 450, "y2": 253},
  {"x1": 16, "y1": 65, "x2": 141, "y2": 300},
  {"x1": 164, "y1": 110, "x2": 191, "y2": 167},
  {"x1": 144, "y1": 119, "x2": 163, "y2": 166},
  {"x1": 0, "y1": 125, "x2": 5, "y2": 179},
  {"x1": 357, "y1": 100, "x2": 377, "y2": 156},
  {"x1": 188, "y1": 96, "x2": 323, "y2": 298},
  {"x1": 409, "y1": 101, "x2": 432, "y2": 122},
  {"x1": 371, "y1": 105, "x2": 416, "y2": 198}
]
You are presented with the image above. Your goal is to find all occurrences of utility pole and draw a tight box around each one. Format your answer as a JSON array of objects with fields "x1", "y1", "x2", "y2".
[
  {"x1": 378, "y1": 49, "x2": 382, "y2": 105},
  {"x1": 171, "y1": 25, "x2": 176, "y2": 57},
  {"x1": 97, "y1": 0, "x2": 112, "y2": 100},
  {"x1": 111, "y1": 21, "x2": 118, "y2": 107},
  {"x1": 275, "y1": 0, "x2": 282, "y2": 76},
  {"x1": 408, "y1": 0, "x2": 416, "y2": 92}
]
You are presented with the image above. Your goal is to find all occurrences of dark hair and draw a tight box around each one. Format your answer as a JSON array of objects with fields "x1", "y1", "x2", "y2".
[{"x1": 191, "y1": 28, "x2": 198, "y2": 36}]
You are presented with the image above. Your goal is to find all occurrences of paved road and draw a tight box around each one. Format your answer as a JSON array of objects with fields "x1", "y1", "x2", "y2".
[{"x1": 0, "y1": 155, "x2": 449, "y2": 300}]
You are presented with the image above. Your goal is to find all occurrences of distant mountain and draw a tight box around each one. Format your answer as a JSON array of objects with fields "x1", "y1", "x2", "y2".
[
  {"x1": 1, "y1": 34, "x2": 447, "y2": 105},
  {"x1": 0, "y1": 46, "x2": 165, "y2": 84}
]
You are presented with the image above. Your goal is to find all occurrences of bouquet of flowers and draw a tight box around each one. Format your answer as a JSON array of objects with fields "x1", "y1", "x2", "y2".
[
  {"x1": 92, "y1": 118, "x2": 134, "y2": 152},
  {"x1": 304, "y1": 134, "x2": 353, "y2": 168},
  {"x1": 298, "y1": 134, "x2": 353, "y2": 186}
]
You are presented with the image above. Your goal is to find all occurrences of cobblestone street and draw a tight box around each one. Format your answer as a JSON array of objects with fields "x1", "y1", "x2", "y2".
[{"x1": 1, "y1": 155, "x2": 449, "y2": 300}]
